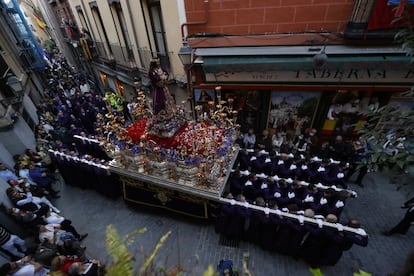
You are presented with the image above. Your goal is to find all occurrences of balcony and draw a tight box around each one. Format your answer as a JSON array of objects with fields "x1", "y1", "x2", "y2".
[
  {"x1": 94, "y1": 41, "x2": 112, "y2": 61},
  {"x1": 91, "y1": 41, "x2": 140, "y2": 75},
  {"x1": 110, "y1": 43, "x2": 136, "y2": 69}
]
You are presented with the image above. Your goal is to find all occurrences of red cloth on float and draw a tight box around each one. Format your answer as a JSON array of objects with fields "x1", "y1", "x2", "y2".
[{"x1": 125, "y1": 118, "x2": 224, "y2": 155}]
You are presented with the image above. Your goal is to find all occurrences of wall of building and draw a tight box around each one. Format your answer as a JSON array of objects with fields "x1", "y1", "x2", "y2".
[
  {"x1": 0, "y1": 115, "x2": 36, "y2": 166},
  {"x1": 185, "y1": 0, "x2": 354, "y2": 35}
]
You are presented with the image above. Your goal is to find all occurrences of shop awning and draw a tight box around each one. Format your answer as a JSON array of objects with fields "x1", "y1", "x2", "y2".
[{"x1": 201, "y1": 55, "x2": 412, "y2": 73}]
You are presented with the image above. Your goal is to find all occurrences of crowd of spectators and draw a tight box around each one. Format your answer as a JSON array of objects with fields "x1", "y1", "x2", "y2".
[
  {"x1": 0, "y1": 156, "x2": 105, "y2": 275},
  {"x1": 0, "y1": 54, "x2": 108, "y2": 275}
]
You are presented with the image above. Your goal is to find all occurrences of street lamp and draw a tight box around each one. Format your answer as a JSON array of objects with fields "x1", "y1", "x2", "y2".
[
  {"x1": 177, "y1": 41, "x2": 193, "y2": 67},
  {"x1": 178, "y1": 41, "x2": 194, "y2": 119}
]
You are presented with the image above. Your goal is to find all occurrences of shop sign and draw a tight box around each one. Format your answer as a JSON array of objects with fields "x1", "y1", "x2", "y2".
[{"x1": 205, "y1": 68, "x2": 414, "y2": 84}]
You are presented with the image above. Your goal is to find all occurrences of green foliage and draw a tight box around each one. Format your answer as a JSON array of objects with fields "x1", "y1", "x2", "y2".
[
  {"x1": 358, "y1": 6, "x2": 414, "y2": 184},
  {"x1": 105, "y1": 225, "x2": 184, "y2": 276},
  {"x1": 353, "y1": 269, "x2": 372, "y2": 276},
  {"x1": 106, "y1": 225, "x2": 147, "y2": 276},
  {"x1": 394, "y1": 2, "x2": 414, "y2": 62},
  {"x1": 139, "y1": 230, "x2": 171, "y2": 275},
  {"x1": 309, "y1": 267, "x2": 323, "y2": 276},
  {"x1": 358, "y1": 102, "x2": 414, "y2": 183},
  {"x1": 203, "y1": 265, "x2": 216, "y2": 276}
]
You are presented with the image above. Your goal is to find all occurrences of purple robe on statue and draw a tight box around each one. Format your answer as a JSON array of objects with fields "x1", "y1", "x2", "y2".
[{"x1": 148, "y1": 61, "x2": 176, "y2": 118}]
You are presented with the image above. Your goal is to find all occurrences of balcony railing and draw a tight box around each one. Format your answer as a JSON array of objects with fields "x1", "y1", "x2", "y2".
[
  {"x1": 110, "y1": 43, "x2": 136, "y2": 68},
  {"x1": 94, "y1": 41, "x2": 112, "y2": 61}
]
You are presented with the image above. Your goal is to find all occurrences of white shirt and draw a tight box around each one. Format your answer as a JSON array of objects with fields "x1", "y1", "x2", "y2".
[
  {"x1": 327, "y1": 104, "x2": 343, "y2": 120},
  {"x1": 18, "y1": 169, "x2": 36, "y2": 185},
  {"x1": 80, "y1": 83, "x2": 91, "y2": 94},
  {"x1": 243, "y1": 133, "x2": 256, "y2": 148},
  {"x1": 11, "y1": 264, "x2": 49, "y2": 276},
  {"x1": 38, "y1": 224, "x2": 59, "y2": 244},
  {"x1": 44, "y1": 212, "x2": 65, "y2": 224}
]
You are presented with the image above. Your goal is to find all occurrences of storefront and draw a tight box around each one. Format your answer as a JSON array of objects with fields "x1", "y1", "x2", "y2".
[{"x1": 191, "y1": 45, "x2": 414, "y2": 140}]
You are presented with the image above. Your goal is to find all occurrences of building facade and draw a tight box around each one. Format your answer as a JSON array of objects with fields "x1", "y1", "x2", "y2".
[
  {"x1": 0, "y1": 0, "x2": 47, "y2": 167},
  {"x1": 63, "y1": 0, "x2": 189, "y2": 103},
  {"x1": 184, "y1": 0, "x2": 414, "y2": 138}
]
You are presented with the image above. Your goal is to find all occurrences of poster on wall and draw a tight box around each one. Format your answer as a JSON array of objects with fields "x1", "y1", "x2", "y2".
[{"x1": 268, "y1": 91, "x2": 320, "y2": 136}]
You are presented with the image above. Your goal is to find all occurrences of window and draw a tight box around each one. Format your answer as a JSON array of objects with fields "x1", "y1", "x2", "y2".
[
  {"x1": 345, "y1": 0, "x2": 414, "y2": 39},
  {"x1": 109, "y1": 1, "x2": 134, "y2": 63},
  {"x1": 90, "y1": 1, "x2": 112, "y2": 58}
]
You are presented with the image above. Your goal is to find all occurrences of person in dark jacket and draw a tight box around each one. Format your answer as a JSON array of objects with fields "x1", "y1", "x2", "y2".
[{"x1": 383, "y1": 196, "x2": 414, "y2": 236}]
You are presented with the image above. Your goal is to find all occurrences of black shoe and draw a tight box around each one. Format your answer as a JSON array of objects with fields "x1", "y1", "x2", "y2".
[{"x1": 79, "y1": 233, "x2": 88, "y2": 241}]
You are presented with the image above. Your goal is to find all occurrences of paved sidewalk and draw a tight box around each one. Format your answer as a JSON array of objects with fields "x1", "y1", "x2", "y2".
[{"x1": 54, "y1": 170, "x2": 414, "y2": 276}]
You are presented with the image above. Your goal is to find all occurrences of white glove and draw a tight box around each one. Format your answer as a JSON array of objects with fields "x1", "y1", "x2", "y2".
[
  {"x1": 304, "y1": 195, "x2": 314, "y2": 203},
  {"x1": 264, "y1": 207, "x2": 270, "y2": 215},
  {"x1": 316, "y1": 219, "x2": 324, "y2": 228},
  {"x1": 275, "y1": 209, "x2": 282, "y2": 216},
  {"x1": 356, "y1": 228, "x2": 367, "y2": 236},
  {"x1": 298, "y1": 215, "x2": 304, "y2": 225},
  {"x1": 261, "y1": 183, "x2": 268, "y2": 189},
  {"x1": 317, "y1": 166, "x2": 325, "y2": 172},
  {"x1": 245, "y1": 180, "x2": 253, "y2": 186},
  {"x1": 320, "y1": 197, "x2": 327, "y2": 205},
  {"x1": 345, "y1": 162, "x2": 350, "y2": 168},
  {"x1": 337, "y1": 172, "x2": 344, "y2": 179},
  {"x1": 296, "y1": 210, "x2": 305, "y2": 215},
  {"x1": 289, "y1": 164, "x2": 297, "y2": 170},
  {"x1": 288, "y1": 192, "x2": 295, "y2": 199},
  {"x1": 300, "y1": 154, "x2": 305, "y2": 160},
  {"x1": 244, "y1": 201, "x2": 250, "y2": 208},
  {"x1": 282, "y1": 208, "x2": 289, "y2": 212},
  {"x1": 265, "y1": 158, "x2": 271, "y2": 163},
  {"x1": 274, "y1": 192, "x2": 282, "y2": 198},
  {"x1": 335, "y1": 200, "x2": 345, "y2": 208},
  {"x1": 350, "y1": 191, "x2": 358, "y2": 198},
  {"x1": 288, "y1": 153, "x2": 294, "y2": 158},
  {"x1": 250, "y1": 156, "x2": 257, "y2": 161},
  {"x1": 301, "y1": 164, "x2": 308, "y2": 170},
  {"x1": 230, "y1": 199, "x2": 236, "y2": 205},
  {"x1": 286, "y1": 178, "x2": 293, "y2": 184},
  {"x1": 336, "y1": 223, "x2": 344, "y2": 232},
  {"x1": 272, "y1": 175, "x2": 280, "y2": 181},
  {"x1": 278, "y1": 160, "x2": 284, "y2": 165}
]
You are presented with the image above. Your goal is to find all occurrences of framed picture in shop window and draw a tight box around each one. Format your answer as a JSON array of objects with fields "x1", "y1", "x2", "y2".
[{"x1": 268, "y1": 91, "x2": 320, "y2": 137}]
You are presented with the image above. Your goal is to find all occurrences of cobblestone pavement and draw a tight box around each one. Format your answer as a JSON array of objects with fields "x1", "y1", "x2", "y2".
[{"x1": 54, "y1": 170, "x2": 414, "y2": 276}]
